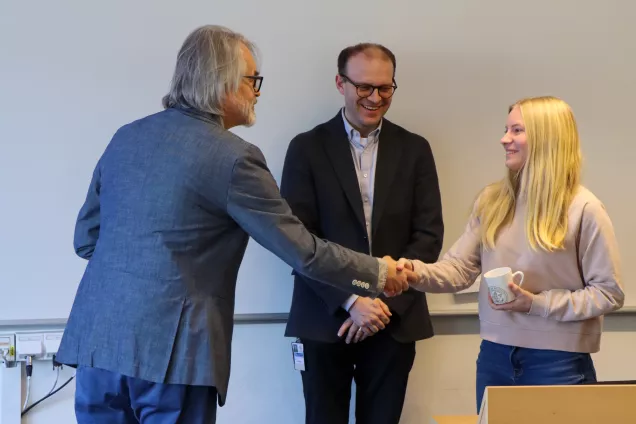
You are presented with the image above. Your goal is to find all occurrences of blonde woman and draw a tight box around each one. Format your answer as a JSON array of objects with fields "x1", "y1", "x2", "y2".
[{"x1": 398, "y1": 96, "x2": 624, "y2": 411}]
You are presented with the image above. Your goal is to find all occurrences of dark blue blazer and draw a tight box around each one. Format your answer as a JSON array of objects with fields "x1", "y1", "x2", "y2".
[{"x1": 281, "y1": 112, "x2": 444, "y2": 343}]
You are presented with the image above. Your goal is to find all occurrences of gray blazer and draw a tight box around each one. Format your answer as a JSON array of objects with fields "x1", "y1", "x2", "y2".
[{"x1": 56, "y1": 107, "x2": 385, "y2": 405}]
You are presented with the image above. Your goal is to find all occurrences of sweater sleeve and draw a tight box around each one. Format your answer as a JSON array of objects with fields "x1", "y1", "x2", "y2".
[
  {"x1": 409, "y1": 202, "x2": 482, "y2": 293},
  {"x1": 528, "y1": 200, "x2": 624, "y2": 321}
]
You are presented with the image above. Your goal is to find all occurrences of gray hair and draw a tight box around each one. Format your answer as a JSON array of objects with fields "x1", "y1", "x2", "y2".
[{"x1": 162, "y1": 25, "x2": 258, "y2": 116}]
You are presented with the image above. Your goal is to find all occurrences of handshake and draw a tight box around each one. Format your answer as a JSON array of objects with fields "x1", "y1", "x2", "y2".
[
  {"x1": 338, "y1": 256, "x2": 418, "y2": 344},
  {"x1": 382, "y1": 256, "x2": 418, "y2": 297}
]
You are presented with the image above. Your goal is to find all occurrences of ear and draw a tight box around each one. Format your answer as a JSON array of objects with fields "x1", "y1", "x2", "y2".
[{"x1": 335, "y1": 75, "x2": 345, "y2": 95}]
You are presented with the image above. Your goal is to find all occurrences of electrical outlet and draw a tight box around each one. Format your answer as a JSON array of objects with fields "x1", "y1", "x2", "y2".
[
  {"x1": 0, "y1": 333, "x2": 17, "y2": 366},
  {"x1": 42, "y1": 331, "x2": 63, "y2": 360},
  {"x1": 15, "y1": 331, "x2": 64, "y2": 361},
  {"x1": 15, "y1": 332, "x2": 44, "y2": 360}
]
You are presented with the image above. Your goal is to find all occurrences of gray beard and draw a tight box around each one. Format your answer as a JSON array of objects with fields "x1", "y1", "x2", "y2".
[{"x1": 239, "y1": 98, "x2": 256, "y2": 127}]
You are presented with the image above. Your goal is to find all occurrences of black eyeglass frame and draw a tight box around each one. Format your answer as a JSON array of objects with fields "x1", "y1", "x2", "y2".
[
  {"x1": 243, "y1": 75, "x2": 263, "y2": 92},
  {"x1": 339, "y1": 74, "x2": 398, "y2": 99}
]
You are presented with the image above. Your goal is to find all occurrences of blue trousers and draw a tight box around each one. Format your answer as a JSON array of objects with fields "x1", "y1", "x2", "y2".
[
  {"x1": 75, "y1": 367, "x2": 217, "y2": 424},
  {"x1": 475, "y1": 340, "x2": 597, "y2": 412}
]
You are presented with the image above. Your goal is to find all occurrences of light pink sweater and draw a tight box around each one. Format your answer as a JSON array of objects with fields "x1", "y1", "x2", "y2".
[{"x1": 411, "y1": 186, "x2": 624, "y2": 353}]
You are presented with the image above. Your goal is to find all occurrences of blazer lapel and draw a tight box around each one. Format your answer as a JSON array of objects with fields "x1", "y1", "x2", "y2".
[
  {"x1": 324, "y1": 114, "x2": 366, "y2": 230},
  {"x1": 372, "y1": 121, "x2": 403, "y2": 239}
]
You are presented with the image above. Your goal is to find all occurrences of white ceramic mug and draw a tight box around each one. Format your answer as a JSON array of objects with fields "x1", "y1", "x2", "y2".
[{"x1": 482, "y1": 267, "x2": 524, "y2": 304}]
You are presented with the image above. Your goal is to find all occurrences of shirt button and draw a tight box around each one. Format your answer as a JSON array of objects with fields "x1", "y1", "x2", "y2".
[{"x1": 363, "y1": 173, "x2": 368, "y2": 178}]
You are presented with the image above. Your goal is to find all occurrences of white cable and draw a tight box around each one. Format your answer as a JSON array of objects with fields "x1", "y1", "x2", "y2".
[
  {"x1": 22, "y1": 356, "x2": 34, "y2": 412},
  {"x1": 22, "y1": 376, "x2": 31, "y2": 412},
  {"x1": 48, "y1": 367, "x2": 60, "y2": 395}
]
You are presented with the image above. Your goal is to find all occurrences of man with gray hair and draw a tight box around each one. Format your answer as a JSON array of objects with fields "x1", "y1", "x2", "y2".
[{"x1": 56, "y1": 25, "x2": 414, "y2": 423}]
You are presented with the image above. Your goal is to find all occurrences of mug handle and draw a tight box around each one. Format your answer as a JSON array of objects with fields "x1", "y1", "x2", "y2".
[{"x1": 512, "y1": 271, "x2": 524, "y2": 287}]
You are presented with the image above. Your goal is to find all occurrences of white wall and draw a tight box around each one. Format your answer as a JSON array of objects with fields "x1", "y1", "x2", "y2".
[
  {"x1": 2, "y1": 0, "x2": 636, "y2": 422},
  {"x1": 3, "y1": 316, "x2": 636, "y2": 424},
  {"x1": 2, "y1": 0, "x2": 636, "y2": 322}
]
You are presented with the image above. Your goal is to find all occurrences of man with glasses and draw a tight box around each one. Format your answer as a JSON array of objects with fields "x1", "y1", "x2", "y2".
[
  {"x1": 56, "y1": 28, "x2": 414, "y2": 424},
  {"x1": 281, "y1": 43, "x2": 444, "y2": 424}
]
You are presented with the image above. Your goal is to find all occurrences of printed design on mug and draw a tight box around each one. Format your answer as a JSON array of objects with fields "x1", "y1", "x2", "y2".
[{"x1": 489, "y1": 286, "x2": 508, "y2": 304}]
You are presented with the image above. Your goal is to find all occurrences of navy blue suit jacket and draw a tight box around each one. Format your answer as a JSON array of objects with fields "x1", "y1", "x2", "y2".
[{"x1": 281, "y1": 112, "x2": 444, "y2": 343}]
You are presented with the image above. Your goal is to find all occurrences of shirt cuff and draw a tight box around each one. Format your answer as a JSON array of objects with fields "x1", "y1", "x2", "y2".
[
  {"x1": 527, "y1": 292, "x2": 549, "y2": 317},
  {"x1": 412, "y1": 259, "x2": 424, "y2": 278},
  {"x1": 342, "y1": 295, "x2": 359, "y2": 312},
  {"x1": 376, "y1": 258, "x2": 388, "y2": 296}
]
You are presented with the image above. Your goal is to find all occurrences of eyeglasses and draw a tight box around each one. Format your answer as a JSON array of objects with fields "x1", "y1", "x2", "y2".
[
  {"x1": 243, "y1": 75, "x2": 263, "y2": 92},
  {"x1": 339, "y1": 74, "x2": 397, "y2": 99}
]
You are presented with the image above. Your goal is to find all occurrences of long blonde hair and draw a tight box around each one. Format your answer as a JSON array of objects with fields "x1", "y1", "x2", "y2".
[{"x1": 476, "y1": 96, "x2": 582, "y2": 251}]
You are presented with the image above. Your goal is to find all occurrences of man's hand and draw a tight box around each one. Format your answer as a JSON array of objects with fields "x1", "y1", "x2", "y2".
[
  {"x1": 396, "y1": 257, "x2": 414, "y2": 272},
  {"x1": 337, "y1": 317, "x2": 374, "y2": 344},
  {"x1": 383, "y1": 256, "x2": 416, "y2": 297},
  {"x1": 349, "y1": 297, "x2": 391, "y2": 332}
]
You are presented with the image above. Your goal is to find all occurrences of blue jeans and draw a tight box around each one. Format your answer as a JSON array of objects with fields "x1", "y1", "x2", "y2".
[
  {"x1": 475, "y1": 340, "x2": 597, "y2": 412},
  {"x1": 75, "y1": 367, "x2": 217, "y2": 423}
]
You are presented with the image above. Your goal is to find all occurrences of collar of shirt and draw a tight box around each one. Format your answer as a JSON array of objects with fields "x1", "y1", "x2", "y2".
[{"x1": 341, "y1": 108, "x2": 382, "y2": 149}]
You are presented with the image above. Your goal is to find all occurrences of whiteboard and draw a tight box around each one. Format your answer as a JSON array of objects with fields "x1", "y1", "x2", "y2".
[{"x1": 1, "y1": 0, "x2": 634, "y2": 321}]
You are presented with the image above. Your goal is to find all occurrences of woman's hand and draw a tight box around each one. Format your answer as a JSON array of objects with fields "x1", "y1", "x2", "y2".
[{"x1": 488, "y1": 283, "x2": 535, "y2": 313}]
